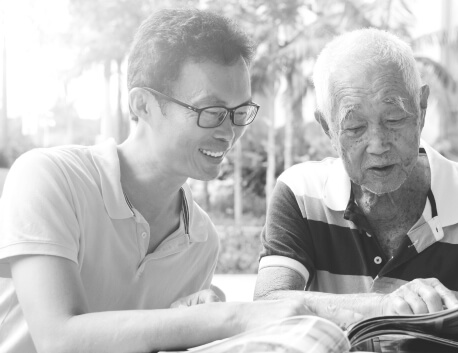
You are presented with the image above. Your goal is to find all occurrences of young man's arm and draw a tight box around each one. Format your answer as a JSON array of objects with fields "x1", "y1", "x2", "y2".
[
  {"x1": 11, "y1": 254, "x2": 311, "y2": 353},
  {"x1": 254, "y1": 266, "x2": 458, "y2": 321}
]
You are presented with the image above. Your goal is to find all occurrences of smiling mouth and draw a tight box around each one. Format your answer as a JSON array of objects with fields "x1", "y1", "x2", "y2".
[{"x1": 199, "y1": 149, "x2": 225, "y2": 158}]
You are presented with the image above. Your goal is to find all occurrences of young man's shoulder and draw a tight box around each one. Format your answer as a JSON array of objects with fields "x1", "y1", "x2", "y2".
[{"x1": 13, "y1": 144, "x2": 93, "y2": 172}]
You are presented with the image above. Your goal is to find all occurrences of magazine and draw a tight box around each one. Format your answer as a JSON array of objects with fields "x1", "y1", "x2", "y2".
[{"x1": 185, "y1": 306, "x2": 458, "y2": 352}]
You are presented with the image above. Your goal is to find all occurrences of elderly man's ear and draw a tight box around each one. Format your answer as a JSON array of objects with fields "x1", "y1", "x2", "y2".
[
  {"x1": 419, "y1": 85, "x2": 429, "y2": 129},
  {"x1": 314, "y1": 111, "x2": 331, "y2": 138}
]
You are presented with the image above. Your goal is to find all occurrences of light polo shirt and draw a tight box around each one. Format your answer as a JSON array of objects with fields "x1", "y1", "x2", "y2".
[
  {"x1": 0, "y1": 139, "x2": 219, "y2": 353},
  {"x1": 259, "y1": 140, "x2": 458, "y2": 294}
]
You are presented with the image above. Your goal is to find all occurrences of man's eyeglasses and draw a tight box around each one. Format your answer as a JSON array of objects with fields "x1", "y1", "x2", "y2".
[{"x1": 141, "y1": 87, "x2": 259, "y2": 128}]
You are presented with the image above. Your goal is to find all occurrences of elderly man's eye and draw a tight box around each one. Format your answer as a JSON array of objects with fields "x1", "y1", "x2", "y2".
[
  {"x1": 346, "y1": 126, "x2": 364, "y2": 134},
  {"x1": 387, "y1": 117, "x2": 406, "y2": 124}
]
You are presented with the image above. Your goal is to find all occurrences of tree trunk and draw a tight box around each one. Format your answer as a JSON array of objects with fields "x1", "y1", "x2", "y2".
[
  {"x1": 234, "y1": 140, "x2": 242, "y2": 227},
  {"x1": 116, "y1": 58, "x2": 128, "y2": 142},
  {"x1": 202, "y1": 181, "x2": 211, "y2": 211},
  {"x1": 265, "y1": 85, "x2": 277, "y2": 205},
  {"x1": 440, "y1": 0, "x2": 455, "y2": 139},
  {"x1": 100, "y1": 59, "x2": 113, "y2": 141},
  {"x1": 0, "y1": 32, "x2": 7, "y2": 152},
  {"x1": 64, "y1": 80, "x2": 74, "y2": 144},
  {"x1": 284, "y1": 76, "x2": 293, "y2": 170}
]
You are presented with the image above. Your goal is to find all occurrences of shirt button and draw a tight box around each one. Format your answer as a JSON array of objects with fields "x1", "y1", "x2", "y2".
[
  {"x1": 374, "y1": 256, "x2": 382, "y2": 264},
  {"x1": 141, "y1": 232, "x2": 147, "y2": 239}
]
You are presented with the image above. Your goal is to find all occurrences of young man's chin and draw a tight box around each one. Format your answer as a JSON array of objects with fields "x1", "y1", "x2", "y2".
[{"x1": 195, "y1": 168, "x2": 221, "y2": 182}]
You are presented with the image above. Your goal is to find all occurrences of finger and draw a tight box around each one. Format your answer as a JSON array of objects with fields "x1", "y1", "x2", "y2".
[
  {"x1": 415, "y1": 285, "x2": 442, "y2": 313},
  {"x1": 430, "y1": 282, "x2": 458, "y2": 309},
  {"x1": 199, "y1": 290, "x2": 222, "y2": 304},
  {"x1": 210, "y1": 284, "x2": 226, "y2": 302},
  {"x1": 402, "y1": 291, "x2": 429, "y2": 314},
  {"x1": 391, "y1": 295, "x2": 414, "y2": 315},
  {"x1": 170, "y1": 297, "x2": 187, "y2": 308},
  {"x1": 170, "y1": 292, "x2": 199, "y2": 308}
]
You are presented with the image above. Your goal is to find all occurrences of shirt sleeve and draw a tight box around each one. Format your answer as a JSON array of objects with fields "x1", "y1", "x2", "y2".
[
  {"x1": 0, "y1": 149, "x2": 80, "y2": 277},
  {"x1": 259, "y1": 180, "x2": 316, "y2": 284}
]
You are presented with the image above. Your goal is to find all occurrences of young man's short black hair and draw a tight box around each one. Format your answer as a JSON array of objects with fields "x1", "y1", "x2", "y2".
[{"x1": 127, "y1": 8, "x2": 254, "y2": 96}]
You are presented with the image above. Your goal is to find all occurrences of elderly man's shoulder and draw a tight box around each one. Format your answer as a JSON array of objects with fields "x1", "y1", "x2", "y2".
[{"x1": 277, "y1": 156, "x2": 344, "y2": 195}]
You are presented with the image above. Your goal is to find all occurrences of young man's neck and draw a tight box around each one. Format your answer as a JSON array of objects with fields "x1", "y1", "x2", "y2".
[{"x1": 116, "y1": 137, "x2": 186, "y2": 216}]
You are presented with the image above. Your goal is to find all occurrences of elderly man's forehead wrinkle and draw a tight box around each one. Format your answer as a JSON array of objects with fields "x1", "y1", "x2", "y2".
[{"x1": 333, "y1": 85, "x2": 366, "y2": 106}]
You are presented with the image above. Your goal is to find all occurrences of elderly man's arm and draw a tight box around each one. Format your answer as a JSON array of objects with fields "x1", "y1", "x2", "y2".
[
  {"x1": 254, "y1": 266, "x2": 381, "y2": 323},
  {"x1": 254, "y1": 266, "x2": 458, "y2": 323}
]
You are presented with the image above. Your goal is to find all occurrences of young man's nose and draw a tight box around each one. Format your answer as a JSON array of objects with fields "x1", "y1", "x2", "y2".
[{"x1": 214, "y1": 114, "x2": 236, "y2": 141}]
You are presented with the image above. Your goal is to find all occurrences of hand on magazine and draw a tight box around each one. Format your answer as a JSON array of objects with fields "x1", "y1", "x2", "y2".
[
  {"x1": 170, "y1": 287, "x2": 224, "y2": 308},
  {"x1": 381, "y1": 278, "x2": 458, "y2": 315}
]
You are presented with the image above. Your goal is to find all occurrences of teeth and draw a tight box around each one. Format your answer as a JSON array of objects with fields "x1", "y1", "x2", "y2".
[{"x1": 201, "y1": 149, "x2": 224, "y2": 158}]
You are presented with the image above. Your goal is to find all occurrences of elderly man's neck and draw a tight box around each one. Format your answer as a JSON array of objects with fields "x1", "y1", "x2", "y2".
[{"x1": 351, "y1": 156, "x2": 431, "y2": 257}]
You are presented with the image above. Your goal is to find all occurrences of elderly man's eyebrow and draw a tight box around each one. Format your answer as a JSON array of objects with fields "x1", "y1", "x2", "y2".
[
  {"x1": 338, "y1": 104, "x2": 361, "y2": 124},
  {"x1": 383, "y1": 96, "x2": 414, "y2": 115}
]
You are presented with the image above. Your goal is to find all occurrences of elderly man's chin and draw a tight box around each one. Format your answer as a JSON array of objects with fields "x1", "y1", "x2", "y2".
[{"x1": 358, "y1": 175, "x2": 408, "y2": 196}]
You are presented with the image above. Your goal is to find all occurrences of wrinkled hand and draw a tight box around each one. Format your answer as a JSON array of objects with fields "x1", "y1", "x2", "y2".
[
  {"x1": 170, "y1": 287, "x2": 223, "y2": 308},
  {"x1": 381, "y1": 278, "x2": 458, "y2": 315}
]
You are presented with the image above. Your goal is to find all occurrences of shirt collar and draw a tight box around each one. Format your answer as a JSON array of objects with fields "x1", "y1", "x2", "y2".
[
  {"x1": 181, "y1": 183, "x2": 209, "y2": 243},
  {"x1": 422, "y1": 140, "x2": 458, "y2": 227},
  {"x1": 323, "y1": 157, "x2": 351, "y2": 211},
  {"x1": 90, "y1": 139, "x2": 134, "y2": 219},
  {"x1": 323, "y1": 140, "x2": 458, "y2": 228}
]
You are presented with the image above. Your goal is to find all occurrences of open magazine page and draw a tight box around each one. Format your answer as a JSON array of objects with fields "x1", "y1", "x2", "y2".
[
  {"x1": 188, "y1": 316, "x2": 351, "y2": 353},
  {"x1": 347, "y1": 306, "x2": 458, "y2": 347}
]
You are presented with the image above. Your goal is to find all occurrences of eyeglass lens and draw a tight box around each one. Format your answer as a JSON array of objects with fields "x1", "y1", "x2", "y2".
[{"x1": 199, "y1": 105, "x2": 257, "y2": 128}]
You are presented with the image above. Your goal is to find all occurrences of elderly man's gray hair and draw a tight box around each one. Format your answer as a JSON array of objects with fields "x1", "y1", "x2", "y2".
[{"x1": 313, "y1": 28, "x2": 422, "y2": 131}]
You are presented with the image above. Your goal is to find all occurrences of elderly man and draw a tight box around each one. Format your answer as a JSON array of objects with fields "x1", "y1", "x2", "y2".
[
  {"x1": 0, "y1": 9, "x2": 311, "y2": 353},
  {"x1": 254, "y1": 28, "x2": 458, "y2": 323}
]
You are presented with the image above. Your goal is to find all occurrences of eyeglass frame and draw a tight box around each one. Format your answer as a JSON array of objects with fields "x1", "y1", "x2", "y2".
[{"x1": 140, "y1": 86, "x2": 260, "y2": 128}]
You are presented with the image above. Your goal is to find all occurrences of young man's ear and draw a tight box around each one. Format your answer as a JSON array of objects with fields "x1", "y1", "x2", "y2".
[
  {"x1": 314, "y1": 111, "x2": 331, "y2": 138},
  {"x1": 128, "y1": 88, "x2": 151, "y2": 120}
]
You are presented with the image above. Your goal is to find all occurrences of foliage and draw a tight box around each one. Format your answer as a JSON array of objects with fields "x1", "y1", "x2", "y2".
[
  {"x1": 215, "y1": 225, "x2": 263, "y2": 274},
  {"x1": 0, "y1": 119, "x2": 37, "y2": 168},
  {"x1": 66, "y1": 0, "x2": 154, "y2": 67}
]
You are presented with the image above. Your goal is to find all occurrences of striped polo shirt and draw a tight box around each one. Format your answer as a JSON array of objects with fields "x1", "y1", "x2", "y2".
[{"x1": 259, "y1": 141, "x2": 458, "y2": 294}]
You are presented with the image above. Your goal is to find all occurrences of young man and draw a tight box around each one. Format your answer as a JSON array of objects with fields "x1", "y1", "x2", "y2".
[
  {"x1": 255, "y1": 28, "x2": 458, "y2": 322},
  {"x1": 0, "y1": 9, "x2": 311, "y2": 353}
]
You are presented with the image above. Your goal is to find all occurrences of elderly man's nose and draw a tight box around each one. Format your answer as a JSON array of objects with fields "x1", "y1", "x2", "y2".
[{"x1": 366, "y1": 125, "x2": 390, "y2": 155}]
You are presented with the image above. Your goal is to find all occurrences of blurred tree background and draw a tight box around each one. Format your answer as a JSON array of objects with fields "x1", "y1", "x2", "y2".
[{"x1": 1, "y1": 0, "x2": 457, "y2": 274}]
